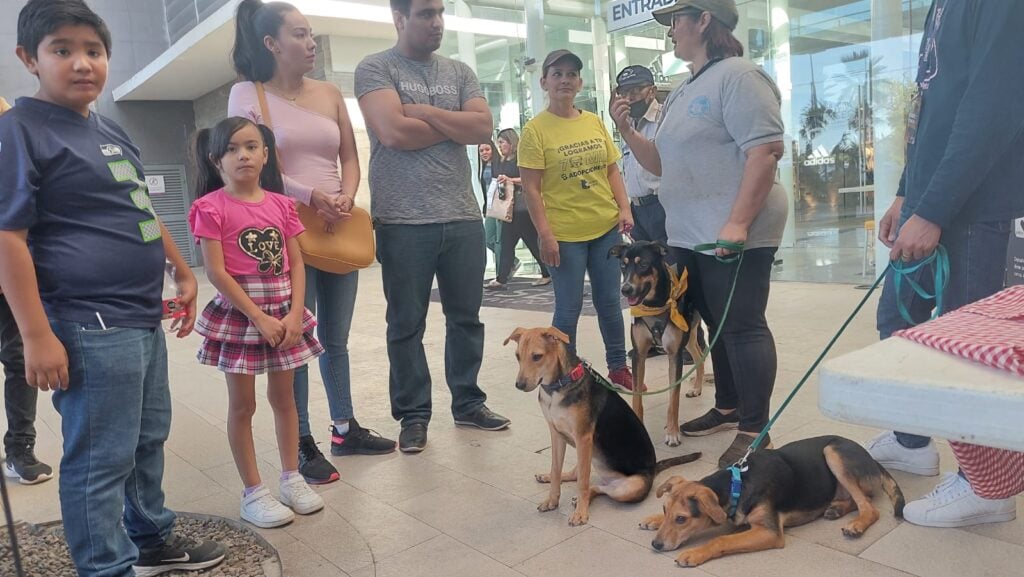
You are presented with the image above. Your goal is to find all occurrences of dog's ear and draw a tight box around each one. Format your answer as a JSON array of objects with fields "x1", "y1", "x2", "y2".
[
  {"x1": 608, "y1": 243, "x2": 627, "y2": 259},
  {"x1": 656, "y1": 476, "x2": 688, "y2": 499},
  {"x1": 504, "y1": 328, "x2": 525, "y2": 346},
  {"x1": 691, "y1": 486, "x2": 728, "y2": 525},
  {"x1": 653, "y1": 241, "x2": 669, "y2": 257},
  {"x1": 542, "y1": 327, "x2": 571, "y2": 345}
]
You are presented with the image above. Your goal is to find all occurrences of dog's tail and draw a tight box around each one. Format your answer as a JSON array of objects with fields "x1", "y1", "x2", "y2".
[
  {"x1": 878, "y1": 465, "x2": 906, "y2": 518},
  {"x1": 654, "y1": 452, "x2": 702, "y2": 475}
]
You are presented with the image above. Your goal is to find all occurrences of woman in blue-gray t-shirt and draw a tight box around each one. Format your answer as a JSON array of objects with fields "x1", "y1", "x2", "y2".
[{"x1": 612, "y1": 0, "x2": 788, "y2": 469}]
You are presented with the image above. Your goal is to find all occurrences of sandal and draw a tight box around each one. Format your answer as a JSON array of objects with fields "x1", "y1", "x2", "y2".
[
  {"x1": 484, "y1": 280, "x2": 506, "y2": 290},
  {"x1": 531, "y1": 277, "x2": 552, "y2": 287}
]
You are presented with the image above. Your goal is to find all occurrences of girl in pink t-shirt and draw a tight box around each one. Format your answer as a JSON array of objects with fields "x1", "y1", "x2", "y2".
[{"x1": 188, "y1": 117, "x2": 324, "y2": 528}]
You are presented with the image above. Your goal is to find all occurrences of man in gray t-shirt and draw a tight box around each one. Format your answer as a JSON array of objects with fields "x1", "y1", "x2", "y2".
[{"x1": 354, "y1": 0, "x2": 509, "y2": 452}]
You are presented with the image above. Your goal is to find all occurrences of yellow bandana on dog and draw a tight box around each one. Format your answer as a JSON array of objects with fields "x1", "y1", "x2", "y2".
[{"x1": 629, "y1": 264, "x2": 689, "y2": 333}]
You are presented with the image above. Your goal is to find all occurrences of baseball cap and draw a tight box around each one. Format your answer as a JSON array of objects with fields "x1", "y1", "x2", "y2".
[
  {"x1": 652, "y1": 0, "x2": 739, "y2": 31},
  {"x1": 616, "y1": 65, "x2": 655, "y2": 89},
  {"x1": 542, "y1": 49, "x2": 584, "y2": 75}
]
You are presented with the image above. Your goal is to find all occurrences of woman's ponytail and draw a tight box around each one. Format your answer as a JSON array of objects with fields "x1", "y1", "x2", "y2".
[{"x1": 231, "y1": 0, "x2": 297, "y2": 82}]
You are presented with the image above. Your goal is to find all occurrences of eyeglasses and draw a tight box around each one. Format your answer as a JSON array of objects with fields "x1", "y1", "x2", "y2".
[
  {"x1": 616, "y1": 85, "x2": 653, "y2": 98},
  {"x1": 671, "y1": 9, "x2": 704, "y2": 26}
]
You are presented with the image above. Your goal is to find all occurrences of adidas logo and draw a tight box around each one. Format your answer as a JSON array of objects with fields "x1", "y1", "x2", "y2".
[{"x1": 802, "y1": 145, "x2": 835, "y2": 167}]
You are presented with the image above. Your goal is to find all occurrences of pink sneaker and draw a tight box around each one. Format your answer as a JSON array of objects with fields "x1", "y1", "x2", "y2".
[{"x1": 608, "y1": 367, "x2": 646, "y2": 392}]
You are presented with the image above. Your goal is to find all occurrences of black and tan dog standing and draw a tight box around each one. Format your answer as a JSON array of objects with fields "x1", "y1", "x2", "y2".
[
  {"x1": 505, "y1": 327, "x2": 701, "y2": 526},
  {"x1": 610, "y1": 241, "x2": 705, "y2": 446},
  {"x1": 641, "y1": 436, "x2": 904, "y2": 567}
]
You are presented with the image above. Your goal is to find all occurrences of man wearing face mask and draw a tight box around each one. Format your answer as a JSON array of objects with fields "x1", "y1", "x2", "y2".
[{"x1": 615, "y1": 65, "x2": 667, "y2": 245}]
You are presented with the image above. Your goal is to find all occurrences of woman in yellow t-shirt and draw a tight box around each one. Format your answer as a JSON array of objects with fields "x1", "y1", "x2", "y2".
[{"x1": 518, "y1": 49, "x2": 638, "y2": 392}]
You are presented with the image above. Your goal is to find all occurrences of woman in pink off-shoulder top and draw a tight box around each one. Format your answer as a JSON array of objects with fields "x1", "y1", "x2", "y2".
[{"x1": 228, "y1": 0, "x2": 396, "y2": 486}]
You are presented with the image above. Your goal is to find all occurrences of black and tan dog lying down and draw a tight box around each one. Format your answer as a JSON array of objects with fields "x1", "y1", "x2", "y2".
[
  {"x1": 642, "y1": 436, "x2": 905, "y2": 567},
  {"x1": 505, "y1": 327, "x2": 702, "y2": 526}
]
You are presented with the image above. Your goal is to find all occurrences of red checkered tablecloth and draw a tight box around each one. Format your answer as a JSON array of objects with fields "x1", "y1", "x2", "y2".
[{"x1": 895, "y1": 285, "x2": 1024, "y2": 499}]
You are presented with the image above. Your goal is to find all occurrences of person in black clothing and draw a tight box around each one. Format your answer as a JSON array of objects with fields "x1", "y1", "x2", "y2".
[
  {"x1": 866, "y1": 0, "x2": 1024, "y2": 528},
  {"x1": 485, "y1": 128, "x2": 551, "y2": 289}
]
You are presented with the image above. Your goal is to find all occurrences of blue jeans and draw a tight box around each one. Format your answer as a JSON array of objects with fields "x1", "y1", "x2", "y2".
[
  {"x1": 548, "y1": 227, "x2": 627, "y2": 370},
  {"x1": 376, "y1": 220, "x2": 488, "y2": 427},
  {"x1": 50, "y1": 322, "x2": 175, "y2": 577},
  {"x1": 484, "y1": 216, "x2": 503, "y2": 272},
  {"x1": 877, "y1": 213, "x2": 1012, "y2": 448},
  {"x1": 293, "y1": 265, "x2": 358, "y2": 437}
]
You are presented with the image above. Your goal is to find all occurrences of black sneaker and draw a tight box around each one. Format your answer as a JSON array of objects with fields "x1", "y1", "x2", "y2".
[
  {"x1": 331, "y1": 419, "x2": 397, "y2": 456},
  {"x1": 680, "y1": 408, "x2": 739, "y2": 437},
  {"x1": 399, "y1": 423, "x2": 428, "y2": 453},
  {"x1": 718, "y1": 433, "x2": 772, "y2": 469},
  {"x1": 4, "y1": 445, "x2": 53, "y2": 485},
  {"x1": 133, "y1": 532, "x2": 226, "y2": 577},
  {"x1": 454, "y1": 405, "x2": 511, "y2": 431},
  {"x1": 298, "y1": 435, "x2": 340, "y2": 485}
]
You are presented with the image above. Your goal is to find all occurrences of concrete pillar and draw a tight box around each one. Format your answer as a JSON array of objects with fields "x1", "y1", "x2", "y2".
[
  {"x1": 768, "y1": 0, "x2": 796, "y2": 249},
  {"x1": 591, "y1": 12, "x2": 613, "y2": 132},
  {"x1": 871, "y1": 0, "x2": 906, "y2": 275},
  {"x1": 525, "y1": 0, "x2": 546, "y2": 116},
  {"x1": 454, "y1": 0, "x2": 477, "y2": 71}
]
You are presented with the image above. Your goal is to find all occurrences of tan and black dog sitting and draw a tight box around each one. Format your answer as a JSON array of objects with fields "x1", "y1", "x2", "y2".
[
  {"x1": 609, "y1": 241, "x2": 705, "y2": 446},
  {"x1": 641, "y1": 436, "x2": 904, "y2": 567},
  {"x1": 505, "y1": 327, "x2": 701, "y2": 526}
]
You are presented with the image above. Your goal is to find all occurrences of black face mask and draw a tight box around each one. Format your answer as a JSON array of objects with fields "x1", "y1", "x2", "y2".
[{"x1": 628, "y1": 98, "x2": 652, "y2": 119}]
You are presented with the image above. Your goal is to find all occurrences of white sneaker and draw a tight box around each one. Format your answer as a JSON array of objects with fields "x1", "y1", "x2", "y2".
[
  {"x1": 904, "y1": 473, "x2": 1017, "y2": 528},
  {"x1": 865, "y1": 431, "x2": 940, "y2": 476},
  {"x1": 240, "y1": 486, "x2": 295, "y2": 528},
  {"x1": 279, "y1": 474, "x2": 325, "y2": 515}
]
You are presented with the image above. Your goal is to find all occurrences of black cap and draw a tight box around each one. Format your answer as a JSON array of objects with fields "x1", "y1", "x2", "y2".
[
  {"x1": 616, "y1": 65, "x2": 655, "y2": 89},
  {"x1": 542, "y1": 49, "x2": 584, "y2": 75}
]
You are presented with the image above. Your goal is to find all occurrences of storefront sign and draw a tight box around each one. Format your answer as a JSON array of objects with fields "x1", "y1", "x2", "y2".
[
  {"x1": 803, "y1": 145, "x2": 836, "y2": 167},
  {"x1": 607, "y1": 0, "x2": 676, "y2": 33}
]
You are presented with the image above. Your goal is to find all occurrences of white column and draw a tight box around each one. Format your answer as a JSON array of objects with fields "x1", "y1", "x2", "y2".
[
  {"x1": 525, "y1": 0, "x2": 546, "y2": 116},
  {"x1": 768, "y1": 0, "x2": 796, "y2": 249},
  {"x1": 871, "y1": 0, "x2": 906, "y2": 275},
  {"x1": 454, "y1": 0, "x2": 477, "y2": 71},
  {"x1": 591, "y1": 12, "x2": 614, "y2": 133}
]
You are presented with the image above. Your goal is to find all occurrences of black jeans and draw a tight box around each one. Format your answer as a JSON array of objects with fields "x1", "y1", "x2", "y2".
[
  {"x1": 496, "y1": 205, "x2": 550, "y2": 284},
  {"x1": 669, "y1": 247, "x2": 778, "y2": 432},
  {"x1": 376, "y1": 220, "x2": 489, "y2": 427},
  {"x1": 1, "y1": 294, "x2": 38, "y2": 453}
]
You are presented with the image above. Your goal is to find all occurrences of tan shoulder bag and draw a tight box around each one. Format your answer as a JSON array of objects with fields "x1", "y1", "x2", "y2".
[{"x1": 255, "y1": 82, "x2": 375, "y2": 274}]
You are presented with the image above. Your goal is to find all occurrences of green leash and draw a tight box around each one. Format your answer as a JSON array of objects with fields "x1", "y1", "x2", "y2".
[
  {"x1": 589, "y1": 237, "x2": 951, "y2": 469},
  {"x1": 735, "y1": 245, "x2": 951, "y2": 467}
]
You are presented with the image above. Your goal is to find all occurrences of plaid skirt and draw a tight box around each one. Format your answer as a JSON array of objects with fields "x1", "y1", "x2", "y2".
[{"x1": 196, "y1": 274, "x2": 323, "y2": 375}]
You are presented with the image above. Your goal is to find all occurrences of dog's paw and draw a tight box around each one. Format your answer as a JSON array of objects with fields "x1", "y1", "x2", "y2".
[
  {"x1": 675, "y1": 548, "x2": 710, "y2": 568},
  {"x1": 537, "y1": 498, "x2": 560, "y2": 512},
  {"x1": 824, "y1": 506, "x2": 844, "y2": 520},
  {"x1": 568, "y1": 509, "x2": 590, "y2": 526},
  {"x1": 639, "y1": 514, "x2": 664, "y2": 530},
  {"x1": 535, "y1": 473, "x2": 552, "y2": 484},
  {"x1": 685, "y1": 389, "x2": 702, "y2": 398},
  {"x1": 841, "y1": 524, "x2": 865, "y2": 539},
  {"x1": 664, "y1": 431, "x2": 682, "y2": 447}
]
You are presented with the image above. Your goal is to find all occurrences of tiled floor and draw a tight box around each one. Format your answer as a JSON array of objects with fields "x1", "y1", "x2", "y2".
[{"x1": 6, "y1": 265, "x2": 1023, "y2": 577}]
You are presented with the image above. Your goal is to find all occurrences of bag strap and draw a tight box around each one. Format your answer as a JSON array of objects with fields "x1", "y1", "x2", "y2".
[
  {"x1": 255, "y1": 82, "x2": 273, "y2": 129},
  {"x1": 255, "y1": 82, "x2": 287, "y2": 175}
]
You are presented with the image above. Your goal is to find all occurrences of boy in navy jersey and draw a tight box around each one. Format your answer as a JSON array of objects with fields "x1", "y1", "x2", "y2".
[{"x1": 0, "y1": 2, "x2": 225, "y2": 575}]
